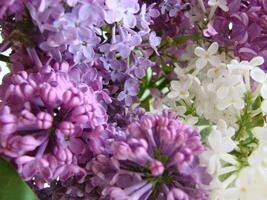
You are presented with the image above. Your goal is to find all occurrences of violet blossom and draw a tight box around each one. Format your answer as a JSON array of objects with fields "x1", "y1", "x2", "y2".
[
  {"x1": 0, "y1": 62, "x2": 108, "y2": 188},
  {"x1": 99, "y1": 111, "x2": 211, "y2": 199}
]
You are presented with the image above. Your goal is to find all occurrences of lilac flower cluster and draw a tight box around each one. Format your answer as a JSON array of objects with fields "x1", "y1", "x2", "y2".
[
  {"x1": 31, "y1": 111, "x2": 210, "y2": 199},
  {"x1": 100, "y1": 111, "x2": 211, "y2": 200},
  {"x1": 0, "y1": 62, "x2": 108, "y2": 187},
  {"x1": 207, "y1": 0, "x2": 267, "y2": 67},
  {"x1": 22, "y1": 0, "x2": 161, "y2": 105}
]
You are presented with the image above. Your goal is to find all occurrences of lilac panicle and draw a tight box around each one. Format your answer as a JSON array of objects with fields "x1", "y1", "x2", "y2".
[
  {"x1": 94, "y1": 111, "x2": 211, "y2": 200},
  {"x1": 208, "y1": 0, "x2": 267, "y2": 68},
  {"x1": 0, "y1": 62, "x2": 108, "y2": 188}
]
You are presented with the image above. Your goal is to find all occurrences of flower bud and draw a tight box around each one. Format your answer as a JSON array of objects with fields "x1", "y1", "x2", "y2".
[
  {"x1": 71, "y1": 106, "x2": 89, "y2": 123},
  {"x1": 149, "y1": 160, "x2": 164, "y2": 176},
  {"x1": 39, "y1": 83, "x2": 57, "y2": 106},
  {"x1": 63, "y1": 89, "x2": 82, "y2": 108},
  {"x1": 11, "y1": 71, "x2": 28, "y2": 84},
  {"x1": 140, "y1": 117, "x2": 153, "y2": 129},
  {"x1": 167, "y1": 188, "x2": 189, "y2": 200},
  {"x1": 19, "y1": 109, "x2": 36, "y2": 125},
  {"x1": 36, "y1": 112, "x2": 53, "y2": 129},
  {"x1": 20, "y1": 136, "x2": 41, "y2": 152},
  {"x1": 0, "y1": 106, "x2": 17, "y2": 134},
  {"x1": 58, "y1": 121, "x2": 75, "y2": 136},
  {"x1": 112, "y1": 142, "x2": 130, "y2": 160}
]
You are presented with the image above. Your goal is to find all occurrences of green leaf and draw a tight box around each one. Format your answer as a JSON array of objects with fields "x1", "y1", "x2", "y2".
[
  {"x1": 0, "y1": 158, "x2": 38, "y2": 200},
  {"x1": 251, "y1": 96, "x2": 264, "y2": 128},
  {"x1": 252, "y1": 96, "x2": 262, "y2": 110},
  {"x1": 200, "y1": 126, "x2": 212, "y2": 144},
  {"x1": 197, "y1": 117, "x2": 211, "y2": 126},
  {"x1": 0, "y1": 54, "x2": 10, "y2": 63},
  {"x1": 251, "y1": 113, "x2": 264, "y2": 128}
]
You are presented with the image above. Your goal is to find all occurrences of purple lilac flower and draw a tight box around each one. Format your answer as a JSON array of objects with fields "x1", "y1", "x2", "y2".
[
  {"x1": 0, "y1": 0, "x2": 24, "y2": 19},
  {"x1": 96, "y1": 111, "x2": 211, "y2": 199},
  {"x1": 27, "y1": 0, "x2": 105, "y2": 63},
  {"x1": 32, "y1": 158, "x2": 102, "y2": 200},
  {"x1": 0, "y1": 62, "x2": 107, "y2": 188},
  {"x1": 117, "y1": 78, "x2": 140, "y2": 106},
  {"x1": 159, "y1": 0, "x2": 191, "y2": 17},
  {"x1": 208, "y1": 0, "x2": 267, "y2": 68}
]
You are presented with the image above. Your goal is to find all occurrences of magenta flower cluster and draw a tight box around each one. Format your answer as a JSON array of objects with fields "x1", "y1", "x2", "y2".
[{"x1": 0, "y1": 62, "x2": 108, "y2": 187}]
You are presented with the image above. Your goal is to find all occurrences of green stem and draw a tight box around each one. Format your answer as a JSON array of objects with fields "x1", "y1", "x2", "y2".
[{"x1": 0, "y1": 54, "x2": 10, "y2": 63}]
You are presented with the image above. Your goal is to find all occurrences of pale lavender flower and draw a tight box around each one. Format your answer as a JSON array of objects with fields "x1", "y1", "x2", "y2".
[
  {"x1": 104, "y1": 0, "x2": 140, "y2": 28},
  {"x1": 117, "y1": 78, "x2": 139, "y2": 106},
  {"x1": 110, "y1": 26, "x2": 142, "y2": 58},
  {"x1": 160, "y1": 0, "x2": 191, "y2": 17},
  {"x1": 130, "y1": 55, "x2": 153, "y2": 79}
]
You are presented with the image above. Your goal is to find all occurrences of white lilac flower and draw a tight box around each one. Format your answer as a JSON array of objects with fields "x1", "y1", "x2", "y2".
[
  {"x1": 168, "y1": 75, "x2": 193, "y2": 99},
  {"x1": 250, "y1": 67, "x2": 267, "y2": 113},
  {"x1": 221, "y1": 167, "x2": 267, "y2": 200},
  {"x1": 194, "y1": 42, "x2": 220, "y2": 70},
  {"x1": 252, "y1": 127, "x2": 267, "y2": 146},
  {"x1": 227, "y1": 56, "x2": 264, "y2": 72},
  {"x1": 207, "y1": 74, "x2": 246, "y2": 111},
  {"x1": 200, "y1": 120, "x2": 237, "y2": 175},
  {"x1": 207, "y1": 63, "x2": 228, "y2": 78}
]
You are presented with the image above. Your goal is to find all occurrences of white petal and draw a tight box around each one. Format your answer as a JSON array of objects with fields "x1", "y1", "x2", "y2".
[
  {"x1": 207, "y1": 42, "x2": 219, "y2": 55},
  {"x1": 176, "y1": 106, "x2": 186, "y2": 115},
  {"x1": 209, "y1": 130, "x2": 222, "y2": 148},
  {"x1": 167, "y1": 91, "x2": 179, "y2": 99},
  {"x1": 250, "y1": 68, "x2": 266, "y2": 83},
  {"x1": 208, "y1": 156, "x2": 218, "y2": 174},
  {"x1": 262, "y1": 100, "x2": 267, "y2": 113},
  {"x1": 233, "y1": 99, "x2": 245, "y2": 110},
  {"x1": 219, "y1": 3, "x2": 229, "y2": 12},
  {"x1": 196, "y1": 58, "x2": 208, "y2": 69},
  {"x1": 208, "y1": 0, "x2": 217, "y2": 6},
  {"x1": 260, "y1": 84, "x2": 267, "y2": 99},
  {"x1": 221, "y1": 188, "x2": 240, "y2": 200},
  {"x1": 250, "y1": 56, "x2": 264, "y2": 67},
  {"x1": 252, "y1": 126, "x2": 267, "y2": 142},
  {"x1": 170, "y1": 81, "x2": 181, "y2": 90},
  {"x1": 179, "y1": 90, "x2": 189, "y2": 99},
  {"x1": 227, "y1": 60, "x2": 240, "y2": 70},
  {"x1": 217, "y1": 98, "x2": 231, "y2": 110},
  {"x1": 217, "y1": 86, "x2": 229, "y2": 99},
  {"x1": 218, "y1": 166, "x2": 237, "y2": 176},
  {"x1": 221, "y1": 154, "x2": 238, "y2": 165},
  {"x1": 194, "y1": 47, "x2": 206, "y2": 57},
  {"x1": 217, "y1": 119, "x2": 227, "y2": 131},
  {"x1": 222, "y1": 174, "x2": 238, "y2": 189},
  {"x1": 220, "y1": 138, "x2": 236, "y2": 152},
  {"x1": 209, "y1": 55, "x2": 221, "y2": 66}
]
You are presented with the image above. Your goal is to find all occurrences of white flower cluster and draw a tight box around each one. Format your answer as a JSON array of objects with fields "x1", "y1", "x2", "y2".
[
  {"x1": 209, "y1": 126, "x2": 267, "y2": 200},
  {"x1": 162, "y1": 42, "x2": 267, "y2": 200},
  {"x1": 166, "y1": 42, "x2": 256, "y2": 127}
]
